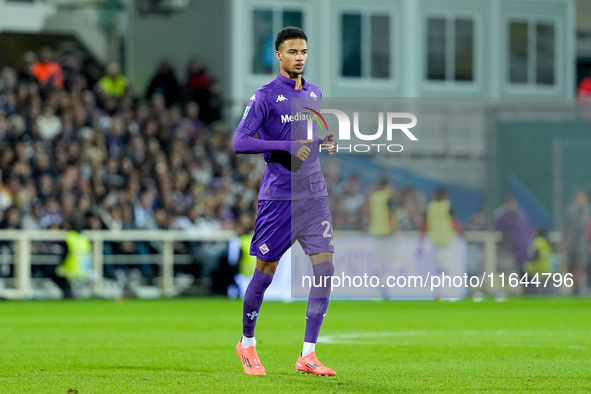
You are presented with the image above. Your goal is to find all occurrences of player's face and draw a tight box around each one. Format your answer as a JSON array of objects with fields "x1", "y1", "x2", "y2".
[{"x1": 276, "y1": 39, "x2": 308, "y2": 77}]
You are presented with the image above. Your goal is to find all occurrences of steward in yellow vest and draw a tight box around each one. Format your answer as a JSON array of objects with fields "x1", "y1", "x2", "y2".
[
  {"x1": 420, "y1": 188, "x2": 461, "y2": 246},
  {"x1": 57, "y1": 229, "x2": 92, "y2": 280},
  {"x1": 52, "y1": 218, "x2": 92, "y2": 299},
  {"x1": 97, "y1": 63, "x2": 130, "y2": 98},
  {"x1": 524, "y1": 228, "x2": 554, "y2": 275},
  {"x1": 369, "y1": 178, "x2": 396, "y2": 236},
  {"x1": 239, "y1": 233, "x2": 256, "y2": 276}
]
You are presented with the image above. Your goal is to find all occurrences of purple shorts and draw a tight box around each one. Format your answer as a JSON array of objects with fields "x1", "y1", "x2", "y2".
[{"x1": 250, "y1": 197, "x2": 335, "y2": 262}]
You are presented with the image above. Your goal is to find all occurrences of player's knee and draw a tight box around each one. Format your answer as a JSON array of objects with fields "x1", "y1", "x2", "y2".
[
  {"x1": 256, "y1": 259, "x2": 279, "y2": 275},
  {"x1": 312, "y1": 261, "x2": 334, "y2": 277},
  {"x1": 326, "y1": 262, "x2": 335, "y2": 277},
  {"x1": 310, "y1": 252, "x2": 333, "y2": 265}
]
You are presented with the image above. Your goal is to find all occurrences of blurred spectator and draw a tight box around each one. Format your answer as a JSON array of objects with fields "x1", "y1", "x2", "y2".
[
  {"x1": 563, "y1": 190, "x2": 590, "y2": 295},
  {"x1": 226, "y1": 214, "x2": 255, "y2": 298},
  {"x1": 465, "y1": 212, "x2": 485, "y2": 231},
  {"x1": 131, "y1": 189, "x2": 160, "y2": 278},
  {"x1": 465, "y1": 212, "x2": 486, "y2": 276},
  {"x1": 35, "y1": 106, "x2": 62, "y2": 140},
  {"x1": 21, "y1": 202, "x2": 43, "y2": 231},
  {"x1": 184, "y1": 57, "x2": 212, "y2": 118},
  {"x1": 81, "y1": 58, "x2": 103, "y2": 89},
  {"x1": 524, "y1": 228, "x2": 554, "y2": 276},
  {"x1": 0, "y1": 205, "x2": 21, "y2": 277},
  {"x1": 396, "y1": 186, "x2": 425, "y2": 231},
  {"x1": 0, "y1": 205, "x2": 21, "y2": 231},
  {"x1": 0, "y1": 179, "x2": 13, "y2": 213},
  {"x1": 342, "y1": 174, "x2": 365, "y2": 224},
  {"x1": 145, "y1": 59, "x2": 179, "y2": 108},
  {"x1": 5, "y1": 115, "x2": 28, "y2": 146},
  {"x1": 419, "y1": 188, "x2": 463, "y2": 298},
  {"x1": 524, "y1": 228, "x2": 556, "y2": 295},
  {"x1": 32, "y1": 47, "x2": 64, "y2": 93},
  {"x1": 117, "y1": 203, "x2": 139, "y2": 257},
  {"x1": 51, "y1": 217, "x2": 91, "y2": 299},
  {"x1": 40, "y1": 198, "x2": 63, "y2": 229},
  {"x1": 60, "y1": 52, "x2": 83, "y2": 93},
  {"x1": 494, "y1": 195, "x2": 534, "y2": 274},
  {"x1": 36, "y1": 173, "x2": 56, "y2": 202},
  {"x1": 420, "y1": 187, "x2": 462, "y2": 249},
  {"x1": 96, "y1": 62, "x2": 131, "y2": 101},
  {"x1": 0, "y1": 67, "x2": 17, "y2": 98},
  {"x1": 180, "y1": 100, "x2": 203, "y2": 133},
  {"x1": 204, "y1": 77, "x2": 222, "y2": 123},
  {"x1": 368, "y1": 178, "x2": 395, "y2": 236},
  {"x1": 153, "y1": 206, "x2": 171, "y2": 229},
  {"x1": 577, "y1": 70, "x2": 591, "y2": 106},
  {"x1": 133, "y1": 189, "x2": 157, "y2": 230},
  {"x1": 422, "y1": 188, "x2": 462, "y2": 241},
  {"x1": 0, "y1": 175, "x2": 17, "y2": 212},
  {"x1": 17, "y1": 51, "x2": 37, "y2": 85}
]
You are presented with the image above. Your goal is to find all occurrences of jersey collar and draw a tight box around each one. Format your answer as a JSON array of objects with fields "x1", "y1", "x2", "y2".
[{"x1": 275, "y1": 73, "x2": 308, "y2": 90}]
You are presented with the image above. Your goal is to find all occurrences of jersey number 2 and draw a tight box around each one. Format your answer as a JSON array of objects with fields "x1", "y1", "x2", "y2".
[{"x1": 321, "y1": 220, "x2": 333, "y2": 238}]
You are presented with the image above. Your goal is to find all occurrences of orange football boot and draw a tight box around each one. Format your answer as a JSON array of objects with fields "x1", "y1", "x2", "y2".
[
  {"x1": 236, "y1": 341, "x2": 266, "y2": 375},
  {"x1": 295, "y1": 352, "x2": 336, "y2": 376}
]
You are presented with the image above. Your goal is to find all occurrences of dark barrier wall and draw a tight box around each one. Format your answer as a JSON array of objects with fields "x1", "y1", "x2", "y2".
[{"x1": 496, "y1": 120, "x2": 591, "y2": 229}]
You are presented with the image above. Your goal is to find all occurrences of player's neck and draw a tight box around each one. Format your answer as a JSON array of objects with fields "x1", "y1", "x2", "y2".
[{"x1": 280, "y1": 69, "x2": 303, "y2": 90}]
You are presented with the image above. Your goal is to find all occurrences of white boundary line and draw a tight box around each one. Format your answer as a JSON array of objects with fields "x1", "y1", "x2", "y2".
[{"x1": 318, "y1": 330, "x2": 589, "y2": 350}]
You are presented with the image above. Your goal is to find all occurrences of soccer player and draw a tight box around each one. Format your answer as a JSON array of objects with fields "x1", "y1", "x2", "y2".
[{"x1": 233, "y1": 26, "x2": 337, "y2": 376}]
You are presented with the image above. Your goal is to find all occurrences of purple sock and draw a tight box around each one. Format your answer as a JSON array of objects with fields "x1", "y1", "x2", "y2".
[
  {"x1": 304, "y1": 261, "x2": 334, "y2": 343},
  {"x1": 242, "y1": 268, "x2": 273, "y2": 338}
]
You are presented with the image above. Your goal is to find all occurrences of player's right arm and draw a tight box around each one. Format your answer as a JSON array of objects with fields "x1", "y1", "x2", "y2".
[{"x1": 233, "y1": 92, "x2": 312, "y2": 161}]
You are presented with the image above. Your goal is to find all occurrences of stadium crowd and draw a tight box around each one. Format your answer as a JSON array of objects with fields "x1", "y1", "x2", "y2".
[{"x1": 0, "y1": 48, "x2": 249, "y2": 280}]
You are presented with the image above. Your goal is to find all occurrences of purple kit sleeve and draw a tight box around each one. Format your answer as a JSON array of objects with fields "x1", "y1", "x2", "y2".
[
  {"x1": 236, "y1": 91, "x2": 266, "y2": 137},
  {"x1": 233, "y1": 131, "x2": 288, "y2": 153}
]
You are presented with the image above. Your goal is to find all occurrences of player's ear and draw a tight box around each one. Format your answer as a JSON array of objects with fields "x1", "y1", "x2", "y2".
[{"x1": 275, "y1": 51, "x2": 281, "y2": 61}]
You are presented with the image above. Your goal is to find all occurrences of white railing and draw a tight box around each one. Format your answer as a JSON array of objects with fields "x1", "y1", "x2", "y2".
[
  {"x1": 0, "y1": 229, "x2": 235, "y2": 299},
  {"x1": 0, "y1": 230, "x2": 564, "y2": 299}
]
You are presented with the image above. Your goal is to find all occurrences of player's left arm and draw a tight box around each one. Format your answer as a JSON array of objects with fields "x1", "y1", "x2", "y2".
[{"x1": 233, "y1": 131, "x2": 313, "y2": 161}]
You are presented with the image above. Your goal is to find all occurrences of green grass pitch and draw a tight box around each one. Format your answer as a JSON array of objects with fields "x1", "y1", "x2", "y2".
[{"x1": 0, "y1": 298, "x2": 589, "y2": 392}]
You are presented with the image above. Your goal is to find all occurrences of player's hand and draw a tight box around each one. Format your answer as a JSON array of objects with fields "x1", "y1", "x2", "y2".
[
  {"x1": 292, "y1": 140, "x2": 313, "y2": 161},
  {"x1": 322, "y1": 133, "x2": 337, "y2": 155}
]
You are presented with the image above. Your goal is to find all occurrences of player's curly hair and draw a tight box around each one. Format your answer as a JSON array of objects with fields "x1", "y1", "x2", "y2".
[{"x1": 275, "y1": 26, "x2": 307, "y2": 51}]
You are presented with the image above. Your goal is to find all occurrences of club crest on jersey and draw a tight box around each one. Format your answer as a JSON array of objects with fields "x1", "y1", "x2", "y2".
[
  {"x1": 242, "y1": 106, "x2": 251, "y2": 119},
  {"x1": 310, "y1": 91, "x2": 318, "y2": 101},
  {"x1": 276, "y1": 95, "x2": 288, "y2": 102},
  {"x1": 259, "y1": 243, "x2": 270, "y2": 255}
]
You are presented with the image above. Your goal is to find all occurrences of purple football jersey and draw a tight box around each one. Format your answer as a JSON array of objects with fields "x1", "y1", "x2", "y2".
[{"x1": 236, "y1": 73, "x2": 328, "y2": 201}]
